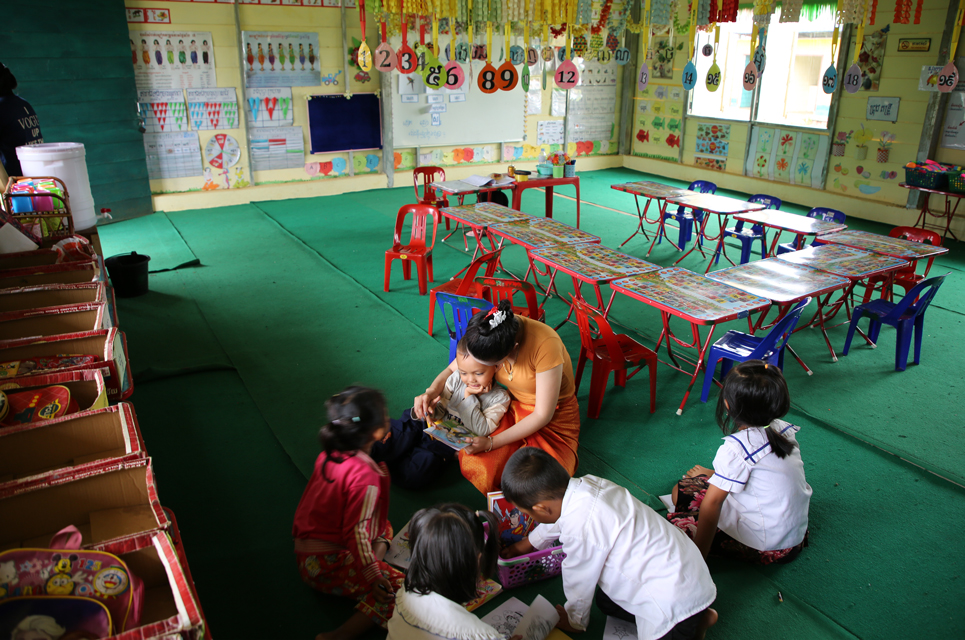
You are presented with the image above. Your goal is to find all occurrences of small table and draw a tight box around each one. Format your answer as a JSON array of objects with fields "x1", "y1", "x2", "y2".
[
  {"x1": 777, "y1": 245, "x2": 909, "y2": 361},
  {"x1": 731, "y1": 210, "x2": 847, "y2": 258},
  {"x1": 439, "y1": 202, "x2": 533, "y2": 262},
  {"x1": 610, "y1": 267, "x2": 770, "y2": 414},
  {"x1": 818, "y1": 229, "x2": 949, "y2": 261},
  {"x1": 529, "y1": 243, "x2": 658, "y2": 326},
  {"x1": 707, "y1": 259, "x2": 852, "y2": 373},
  {"x1": 611, "y1": 181, "x2": 691, "y2": 246},
  {"x1": 433, "y1": 180, "x2": 515, "y2": 247},
  {"x1": 659, "y1": 193, "x2": 767, "y2": 271},
  {"x1": 489, "y1": 218, "x2": 601, "y2": 285},
  {"x1": 900, "y1": 182, "x2": 962, "y2": 240},
  {"x1": 511, "y1": 176, "x2": 582, "y2": 229}
]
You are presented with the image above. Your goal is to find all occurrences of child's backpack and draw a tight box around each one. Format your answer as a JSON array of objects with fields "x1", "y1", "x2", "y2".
[{"x1": 0, "y1": 525, "x2": 144, "y2": 634}]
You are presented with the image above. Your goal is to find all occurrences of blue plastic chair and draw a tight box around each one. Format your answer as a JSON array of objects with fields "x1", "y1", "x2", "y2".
[
  {"x1": 714, "y1": 194, "x2": 781, "y2": 265},
  {"x1": 700, "y1": 297, "x2": 811, "y2": 403},
  {"x1": 435, "y1": 292, "x2": 493, "y2": 363},
  {"x1": 776, "y1": 207, "x2": 846, "y2": 255},
  {"x1": 658, "y1": 180, "x2": 717, "y2": 249},
  {"x1": 841, "y1": 274, "x2": 948, "y2": 371}
]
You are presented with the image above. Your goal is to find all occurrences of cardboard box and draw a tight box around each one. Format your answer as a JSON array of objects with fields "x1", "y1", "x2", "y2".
[
  {"x1": 0, "y1": 457, "x2": 168, "y2": 552},
  {"x1": 0, "y1": 260, "x2": 103, "y2": 291},
  {"x1": 107, "y1": 532, "x2": 207, "y2": 640},
  {"x1": 163, "y1": 508, "x2": 211, "y2": 638},
  {"x1": 0, "y1": 282, "x2": 118, "y2": 326},
  {"x1": 0, "y1": 302, "x2": 107, "y2": 340},
  {"x1": 2, "y1": 368, "x2": 108, "y2": 414},
  {"x1": 0, "y1": 403, "x2": 144, "y2": 490},
  {"x1": 0, "y1": 327, "x2": 132, "y2": 400},
  {"x1": 0, "y1": 248, "x2": 60, "y2": 271}
]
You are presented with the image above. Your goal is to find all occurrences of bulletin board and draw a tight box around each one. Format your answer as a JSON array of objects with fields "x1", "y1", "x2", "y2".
[
  {"x1": 391, "y1": 61, "x2": 525, "y2": 148},
  {"x1": 308, "y1": 93, "x2": 383, "y2": 153}
]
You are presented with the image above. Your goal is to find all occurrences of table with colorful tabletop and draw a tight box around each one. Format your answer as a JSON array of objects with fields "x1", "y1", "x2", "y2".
[
  {"x1": 706, "y1": 258, "x2": 852, "y2": 373},
  {"x1": 528, "y1": 243, "x2": 658, "y2": 326},
  {"x1": 488, "y1": 218, "x2": 601, "y2": 285},
  {"x1": 511, "y1": 176, "x2": 582, "y2": 229},
  {"x1": 659, "y1": 193, "x2": 767, "y2": 271},
  {"x1": 817, "y1": 229, "x2": 949, "y2": 261},
  {"x1": 731, "y1": 209, "x2": 847, "y2": 258},
  {"x1": 610, "y1": 267, "x2": 770, "y2": 414},
  {"x1": 610, "y1": 181, "x2": 692, "y2": 247},
  {"x1": 776, "y1": 244, "x2": 909, "y2": 360},
  {"x1": 899, "y1": 182, "x2": 962, "y2": 241},
  {"x1": 439, "y1": 202, "x2": 533, "y2": 261}
]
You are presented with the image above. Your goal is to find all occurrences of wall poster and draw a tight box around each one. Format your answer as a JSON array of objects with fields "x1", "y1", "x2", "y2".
[
  {"x1": 243, "y1": 31, "x2": 322, "y2": 87},
  {"x1": 131, "y1": 31, "x2": 216, "y2": 91}
]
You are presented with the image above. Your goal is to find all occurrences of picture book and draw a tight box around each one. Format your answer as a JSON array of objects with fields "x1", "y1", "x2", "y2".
[
  {"x1": 465, "y1": 579, "x2": 503, "y2": 612},
  {"x1": 603, "y1": 615, "x2": 637, "y2": 640},
  {"x1": 384, "y1": 521, "x2": 411, "y2": 569},
  {"x1": 488, "y1": 491, "x2": 538, "y2": 548},
  {"x1": 481, "y1": 595, "x2": 566, "y2": 640},
  {"x1": 424, "y1": 418, "x2": 474, "y2": 451}
]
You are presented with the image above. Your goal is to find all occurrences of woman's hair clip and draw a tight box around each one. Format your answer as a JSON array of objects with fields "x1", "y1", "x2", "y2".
[{"x1": 488, "y1": 310, "x2": 507, "y2": 329}]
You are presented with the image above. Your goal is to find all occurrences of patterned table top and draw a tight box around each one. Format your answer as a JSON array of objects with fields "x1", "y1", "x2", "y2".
[
  {"x1": 665, "y1": 193, "x2": 768, "y2": 215},
  {"x1": 707, "y1": 258, "x2": 851, "y2": 303},
  {"x1": 530, "y1": 243, "x2": 659, "y2": 282},
  {"x1": 611, "y1": 181, "x2": 691, "y2": 199},
  {"x1": 777, "y1": 244, "x2": 908, "y2": 279},
  {"x1": 818, "y1": 229, "x2": 949, "y2": 260},
  {"x1": 439, "y1": 202, "x2": 532, "y2": 227},
  {"x1": 489, "y1": 218, "x2": 601, "y2": 249},
  {"x1": 733, "y1": 210, "x2": 847, "y2": 236}
]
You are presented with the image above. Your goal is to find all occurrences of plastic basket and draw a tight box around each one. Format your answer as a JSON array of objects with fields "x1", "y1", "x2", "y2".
[
  {"x1": 496, "y1": 545, "x2": 566, "y2": 588},
  {"x1": 948, "y1": 171, "x2": 965, "y2": 195},
  {"x1": 537, "y1": 163, "x2": 554, "y2": 177},
  {"x1": 904, "y1": 167, "x2": 948, "y2": 191}
]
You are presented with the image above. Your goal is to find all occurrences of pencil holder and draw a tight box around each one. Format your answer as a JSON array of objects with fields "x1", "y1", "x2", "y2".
[
  {"x1": 552, "y1": 165, "x2": 564, "y2": 178},
  {"x1": 564, "y1": 161, "x2": 575, "y2": 178},
  {"x1": 496, "y1": 545, "x2": 566, "y2": 589}
]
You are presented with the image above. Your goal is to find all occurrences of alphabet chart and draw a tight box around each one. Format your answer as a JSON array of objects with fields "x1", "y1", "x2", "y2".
[
  {"x1": 249, "y1": 127, "x2": 305, "y2": 171},
  {"x1": 566, "y1": 61, "x2": 618, "y2": 142},
  {"x1": 138, "y1": 89, "x2": 189, "y2": 133},
  {"x1": 186, "y1": 88, "x2": 239, "y2": 130},
  {"x1": 246, "y1": 88, "x2": 295, "y2": 127},
  {"x1": 143, "y1": 132, "x2": 204, "y2": 179}
]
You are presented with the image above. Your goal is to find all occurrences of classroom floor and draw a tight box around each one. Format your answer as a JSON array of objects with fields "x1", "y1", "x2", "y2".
[{"x1": 99, "y1": 167, "x2": 965, "y2": 640}]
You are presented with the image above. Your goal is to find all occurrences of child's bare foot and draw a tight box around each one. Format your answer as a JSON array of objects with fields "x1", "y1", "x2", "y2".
[{"x1": 694, "y1": 608, "x2": 718, "y2": 640}]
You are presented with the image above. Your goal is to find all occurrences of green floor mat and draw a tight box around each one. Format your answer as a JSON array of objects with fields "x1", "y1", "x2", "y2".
[{"x1": 100, "y1": 211, "x2": 199, "y2": 271}]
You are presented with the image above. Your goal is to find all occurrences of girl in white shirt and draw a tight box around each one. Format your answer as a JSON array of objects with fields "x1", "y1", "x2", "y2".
[
  {"x1": 387, "y1": 504, "x2": 504, "y2": 640},
  {"x1": 669, "y1": 360, "x2": 812, "y2": 564}
]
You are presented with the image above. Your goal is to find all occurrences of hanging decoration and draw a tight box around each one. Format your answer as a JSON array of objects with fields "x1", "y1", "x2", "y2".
[
  {"x1": 822, "y1": 25, "x2": 838, "y2": 94},
  {"x1": 375, "y1": 23, "x2": 398, "y2": 72},
  {"x1": 938, "y1": 0, "x2": 965, "y2": 93},
  {"x1": 681, "y1": 0, "x2": 699, "y2": 90},
  {"x1": 705, "y1": 25, "x2": 721, "y2": 92},
  {"x1": 357, "y1": 0, "x2": 373, "y2": 72},
  {"x1": 844, "y1": 0, "x2": 872, "y2": 94}
]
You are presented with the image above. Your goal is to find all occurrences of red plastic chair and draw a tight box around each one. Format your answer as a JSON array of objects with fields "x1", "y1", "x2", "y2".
[
  {"x1": 860, "y1": 227, "x2": 943, "y2": 303},
  {"x1": 414, "y1": 166, "x2": 451, "y2": 229},
  {"x1": 427, "y1": 248, "x2": 502, "y2": 335},
  {"x1": 474, "y1": 276, "x2": 546, "y2": 323},
  {"x1": 571, "y1": 295, "x2": 657, "y2": 419},
  {"x1": 384, "y1": 204, "x2": 439, "y2": 296}
]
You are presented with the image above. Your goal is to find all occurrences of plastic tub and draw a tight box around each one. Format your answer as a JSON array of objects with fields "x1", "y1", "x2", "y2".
[
  {"x1": 515, "y1": 170, "x2": 531, "y2": 182},
  {"x1": 105, "y1": 252, "x2": 151, "y2": 298},
  {"x1": 496, "y1": 545, "x2": 566, "y2": 588},
  {"x1": 16, "y1": 143, "x2": 96, "y2": 230}
]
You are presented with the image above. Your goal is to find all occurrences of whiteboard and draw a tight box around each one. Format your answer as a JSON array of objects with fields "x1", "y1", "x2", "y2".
[{"x1": 391, "y1": 60, "x2": 525, "y2": 148}]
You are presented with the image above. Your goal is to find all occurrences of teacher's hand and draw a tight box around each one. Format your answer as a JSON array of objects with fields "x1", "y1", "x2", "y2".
[
  {"x1": 412, "y1": 391, "x2": 440, "y2": 420},
  {"x1": 462, "y1": 435, "x2": 493, "y2": 455}
]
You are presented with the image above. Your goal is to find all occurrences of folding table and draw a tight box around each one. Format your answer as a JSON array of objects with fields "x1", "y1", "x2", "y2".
[
  {"x1": 657, "y1": 193, "x2": 767, "y2": 272},
  {"x1": 900, "y1": 182, "x2": 962, "y2": 240},
  {"x1": 731, "y1": 210, "x2": 847, "y2": 258},
  {"x1": 777, "y1": 245, "x2": 909, "y2": 361},
  {"x1": 610, "y1": 267, "x2": 770, "y2": 414},
  {"x1": 511, "y1": 176, "x2": 582, "y2": 228},
  {"x1": 706, "y1": 258, "x2": 852, "y2": 374},
  {"x1": 529, "y1": 243, "x2": 658, "y2": 327},
  {"x1": 488, "y1": 218, "x2": 601, "y2": 287},
  {"x1": 818, "y1": 229, "x2": 949, "y2": 262},
  {"x1": 439, "y1": 202, "x2": 532, "y2": 262},
  {"x1": 610, "y1": 181, "x2": 691, "y2": 246},
  {"x1": 433, "y1": 180, "x2": 516, "y2": 247}
]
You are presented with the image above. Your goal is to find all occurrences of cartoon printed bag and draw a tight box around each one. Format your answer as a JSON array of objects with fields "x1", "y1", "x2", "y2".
[
  {"x1": 0, "y1": 526, "x2": 144, "y2": 634},
  {"x1": 0, "y1": 595, "x2": 112, "y2": 639}
]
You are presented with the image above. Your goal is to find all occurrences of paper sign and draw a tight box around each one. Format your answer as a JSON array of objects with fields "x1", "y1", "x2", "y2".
[
  {"x1": 866, "y1": 97, "x2": 900, "y2": 122},
  {"x1": 427, "y1": 94, "x2": 444, "y2": 103},
  {"x1": 449, "y1": 93, "x2": 466, "y2": 102},
  {"x1": 401, "y1": 94, "x2": 419, "y2": 103},
  {"x1": 429, "y1": 104, "x2": 446, "y2": 113}
]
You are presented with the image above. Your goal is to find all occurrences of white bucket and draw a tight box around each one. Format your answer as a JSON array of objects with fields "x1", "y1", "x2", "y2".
[{"x1": 16, "y1": 142, "x2": 97, "y2": 230}]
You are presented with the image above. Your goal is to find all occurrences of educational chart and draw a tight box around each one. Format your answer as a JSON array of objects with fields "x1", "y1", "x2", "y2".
[
  {"x1": 745, "y1": 126, "x2": 828, "y2": 189},
  {"x1": 567, "y1": 60, "x2": 618, "y2": 142},
  {"x1": 137, "y1": 89, "x2": 189, "y2": 133},
  {"x1": 247, "y1": 88, "x2": 295, "y2": 127},
  {"x1": 693, "y1": 123, "x2": 730, "y2": 172},
  {"x1": 204, "y1": 134, "x2": 242, "y2": 169},
  {"x1": 131, "y1": 31, "x2": 216, "y2": 91},
  {"x1": 242, "y1": 31, "x2": 321, "y2": 88},
  {"x1": 248, "y1": 127, "x2": 305, "y2": 171},
  {"x1": 143, "y1": 132, "x2": 203, "y2": 180},
  {"x1": 186, "y1": 88, "x2": 239, "y2": 130}
]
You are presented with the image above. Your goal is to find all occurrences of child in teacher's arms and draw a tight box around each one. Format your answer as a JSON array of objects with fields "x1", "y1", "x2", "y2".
[
  {"x1": 500, "y1": 448, "x2": 718, "y2": 640},
  {"x1": 292, "y1": 386, "x2": 403, "y2": 640},
  {"x1": 387, "y1": 503, "x2": 504, "y2": 640},
  {"x1": 667, "y1": 360, "x2": 812, "y2": 564},
  {"x1": 371, "y1": 337, "x2": 510, "y2": 489}
]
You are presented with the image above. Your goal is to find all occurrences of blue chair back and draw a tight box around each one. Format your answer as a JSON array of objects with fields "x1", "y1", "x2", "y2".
[
  {"x1": 807, "y1": 207, "x2": 846, "y2": 223},
  {"x1": 880, "y1": 274, "x2": 947, "y2": 323},
  {"x1": 747, "y1": 297, "x2": 811, "y2": 361},
  {"x1": 435, "y1": 292, "x2": 493, "y2": 363},
  {"x1": 748, "y1": 194, "x2": 782, "y2": 210},
  {"x1": 688, "y1": 180, "x2": 717, "y2": 194}
]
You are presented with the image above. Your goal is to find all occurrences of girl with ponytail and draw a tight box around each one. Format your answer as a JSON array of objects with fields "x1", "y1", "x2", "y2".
[
  {"x1": 667, "y1": 360, "x2": 812, "y2": 565},
  {"x1": 293, "y1": 386, "x2": 405, "y2": 640}
]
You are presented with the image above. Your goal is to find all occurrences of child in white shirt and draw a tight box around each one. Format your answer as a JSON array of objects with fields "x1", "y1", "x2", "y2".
[
  {"x1": 668, "y1": 359, "x2": 811, "y2": 564},
  {"x1": 500, "y1": 448, "x2": 718, "y2": 640},
  {"x1": 387, "y1": 504, "x2": 503, "y2": 640}
]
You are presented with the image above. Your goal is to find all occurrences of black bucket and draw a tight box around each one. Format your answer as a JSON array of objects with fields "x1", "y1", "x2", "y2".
[{"x1": 105, "y1": 252, "x2": 151, "y2": 298}]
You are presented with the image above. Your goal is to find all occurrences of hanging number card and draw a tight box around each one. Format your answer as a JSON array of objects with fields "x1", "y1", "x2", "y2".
[
  {"x1": 615, "y1": 47, "x2": 631, "y2": 66},
  {"x1": 938, "y1": 61, "x2": 959, "y2": 93},
  {"x1": 844, "y1": 63, "x2": 862, "y2": 94},
  {"x1": 822, "y1": 65, "x2": 837, "y2": 94},
  {"x1": 682, "y1": 60, "x2": 698, "y2": 90},
  {"x1": 375, "y1": 42, "x2": 397, "y2": 72},
  {"x1": 742, "y1": 62, "x2": 758, "y2": 91},
  {"x1": 444, "y1": 61, "x2": 465, "y2": 89},
  {"x1": 497, "y1": 59, "x2": 519, "y2": 91},
  {"x1": 753, "y1": 46, "x2": 766, "y2": 76},
  {"x1": 706, "y1": 62, "x2": 721, "y2": 92},
  {"x1": 555, "y1": 59, "x2": 579, "y2": 89},
  {"x1": 638, "y1": 61, "x2": 650, "y2": 90},
  {"x1": 479, "y1": 62, "x2": 499, "y2": 93},
  {"x1": 357, "y1": 40, "x2": 372, "y2": 72},
  {"x1": 398, "y1": 44, "x2": 417, "y2": 74}
]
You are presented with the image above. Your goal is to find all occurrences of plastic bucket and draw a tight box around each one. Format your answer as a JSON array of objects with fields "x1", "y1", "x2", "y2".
[
  {"x1": 105, "y1": 252, "x2": 151, "y2": 298},
  {"x1": 16, "y1": 143, "x2": 97, "y2": 230}
]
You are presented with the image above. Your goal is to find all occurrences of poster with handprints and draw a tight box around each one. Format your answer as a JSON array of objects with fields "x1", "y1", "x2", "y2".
[{"x1": 243, "y1": 31, "x2": 321, "y2": 87}]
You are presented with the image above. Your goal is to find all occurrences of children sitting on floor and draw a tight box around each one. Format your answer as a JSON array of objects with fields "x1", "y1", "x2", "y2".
[
  {"x1": 292, "y1": 386, "x2": 403, "y2": 640},
  {"x1": 667, "y1": 360, "x2": 812, "y2": 565},
  {"x1": 371, "y1": 338, "x2": 510, "y2": 489},
  {"x1": 500, "y1": 448, "x2": 718, "y2": 640},
  {"x1": 387, "y1": 504, "x2": 503, "y2": 640}
]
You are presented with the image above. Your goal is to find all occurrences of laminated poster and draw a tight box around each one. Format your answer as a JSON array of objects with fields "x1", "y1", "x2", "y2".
[
  {"x1": 247, "y1": 88, "x2": 296, "y2": 128},
  {"x1": 131, "y1": 31, "x2": 216, "y2": 91},
  {"x1": 186, "y1": 88, "x2": 239, "y2": 130},
  {"x1": 143, "y1": 132, "x2": 203, "y2": 180},
  {"x1": 138, "y1": 89, "x2": 189, "y2": 133},
  {"x1": 243, "y1": 31, "x2": 322, "y2": 88}
]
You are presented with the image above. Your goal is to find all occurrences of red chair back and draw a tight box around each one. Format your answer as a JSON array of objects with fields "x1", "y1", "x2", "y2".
[
  {"x1": 474, "y1": 276, "x2": 542, "y2": 320},
  {"x1": 451, "y1": 249, "x2": 502, "y2": 296},
  {"x1": 394, "y1": 204, "x2": 439, "y2": 251},
  {"x1": 889, "y1": 226, "x2": 942, "y2": 277},
  {"x1": 570, "y1": 296, "x2": 625, "y2": 366},
  {"x1": 414, "y1": 166, "x2": 445, "y2": 205}
]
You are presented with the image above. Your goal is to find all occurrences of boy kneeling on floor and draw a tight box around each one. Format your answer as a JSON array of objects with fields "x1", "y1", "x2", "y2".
[{"x1": 500, "y1": 448, "x2": 718, "y2": 640}]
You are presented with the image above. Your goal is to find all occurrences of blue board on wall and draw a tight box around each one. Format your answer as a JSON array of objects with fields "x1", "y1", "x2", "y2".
[{"x1": 308, "y1": 93, "x2": 382, "y2": 153}]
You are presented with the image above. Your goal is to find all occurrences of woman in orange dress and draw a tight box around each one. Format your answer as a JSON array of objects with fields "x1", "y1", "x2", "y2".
[{"x1": 413, "y1": 300, "x2": 579, "y2": 494}]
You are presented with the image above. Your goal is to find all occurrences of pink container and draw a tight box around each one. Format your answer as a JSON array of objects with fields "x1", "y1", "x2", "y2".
[{"x1": 496, "y1": 545, "x2": 566, "y2": 588}]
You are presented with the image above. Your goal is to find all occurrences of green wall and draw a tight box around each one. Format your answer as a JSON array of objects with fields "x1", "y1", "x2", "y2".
[{"x1": 1, "y1": 0, "x2": 152, "y2": 222}]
